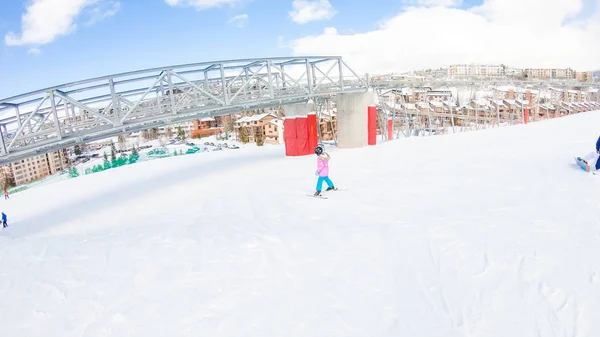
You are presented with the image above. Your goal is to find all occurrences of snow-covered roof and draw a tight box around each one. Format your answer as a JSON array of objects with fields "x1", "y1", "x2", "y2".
[
  {"x1": 516, "y1": 99, "x2": 530, "y2": 106},
  {"x1": 491, "y1": 100, "x2": 508, "y2": 108},
  {"x1": 199, "y1": 117, "x2": 215, "y2": 122},
  {"x1": 269, "y1": 119, "x2": 283, "y2": 127},
  {"x1": 236, "y1": 112, "x2": 276, "y2": 123},
  {"x1": 318, "y1": 109, "x2": 336, "y2": 117},
  {"x1": 540, "y1": 104, "x2": 555, "y2": 109},
  {"x1": 426, "y1": 91, "x2": 452, "y2": 96},
  {"x1": 472, "y1": 99, "x2": 488, "y2": 106},
  {"x1": 429, "y1": 101, "x2": 444, "y2": 108}
]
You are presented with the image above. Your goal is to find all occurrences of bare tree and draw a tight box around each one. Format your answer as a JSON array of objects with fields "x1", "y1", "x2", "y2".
[
  {"x1": 118, "y1": 134, "x2": 127, "y2": 151},
  {"x1": 222, "y1": 115, "x2": 234, "y2": 140}
]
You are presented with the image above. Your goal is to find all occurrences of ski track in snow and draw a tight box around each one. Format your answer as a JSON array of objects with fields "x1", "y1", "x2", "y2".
[{"x1": 2, "y1": 112, "x2": 600, "y2": 336}]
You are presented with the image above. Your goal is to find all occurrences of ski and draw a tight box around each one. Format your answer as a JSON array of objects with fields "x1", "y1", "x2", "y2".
[
  {"x1": 307, "y1": 194, "x2": 328, "y2": 199},
  {"x1": 326, "y1": 187, "x2": 346, "y2": 192}
]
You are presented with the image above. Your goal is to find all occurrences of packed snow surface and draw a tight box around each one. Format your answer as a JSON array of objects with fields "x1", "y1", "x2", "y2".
[{"x1": 2, "y1": 112, "x2": 600, "y2": 337}]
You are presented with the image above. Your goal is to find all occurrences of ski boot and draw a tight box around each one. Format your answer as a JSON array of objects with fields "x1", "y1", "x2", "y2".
[
  {"x1": 314, "y1": 190, "x2": 322, "y2": 196},
  {"x1": 326, "y1": 186, "x2": 337, "y2": 191}
]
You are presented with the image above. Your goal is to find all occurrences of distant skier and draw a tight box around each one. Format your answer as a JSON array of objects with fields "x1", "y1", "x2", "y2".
[
  {"x1": 2, "y1": 212, "x2": 6, "y2": 228},
  {"x1": 3, "y1": 189, "x2": 8, "y2": 199},
  {"x1": 313, "y1": 145, "x2": 337, "y2": 196}
]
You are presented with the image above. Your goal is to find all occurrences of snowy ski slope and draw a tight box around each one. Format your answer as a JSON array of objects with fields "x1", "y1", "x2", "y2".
[{"x1": 2, "y1": 111, "x2": 600, "y2": 336}]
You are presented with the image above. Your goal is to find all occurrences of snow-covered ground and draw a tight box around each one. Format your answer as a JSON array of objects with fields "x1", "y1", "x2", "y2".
[{"x1": 2, "y1": 111, "x2": 600, "y2": 336}]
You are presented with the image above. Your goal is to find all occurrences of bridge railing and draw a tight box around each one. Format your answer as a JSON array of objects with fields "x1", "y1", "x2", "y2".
[{"x1": 0, "y1": 56, "x2": 369, "y2": 164}]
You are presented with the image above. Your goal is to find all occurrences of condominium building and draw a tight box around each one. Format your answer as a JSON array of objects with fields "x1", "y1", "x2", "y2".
[
  {"x1": 576, "y1": 71, "x2": 593, "y2": 83},
  {"x1": 524, "y1": 68, "x2": 575, "y2": 80},
  {"x1": 234, "y1": 112, "x2": 282, "y2": 144},
  {"x1": 8, "y1": 149, "x2": 69, "y2": 186},
  {"x1": 448, "y1": 64, "x2": 507, "y2": 78}
]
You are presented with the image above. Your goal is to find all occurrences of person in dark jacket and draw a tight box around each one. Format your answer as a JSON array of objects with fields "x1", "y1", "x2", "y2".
[{"x1": 1, "y1": 212, "x2": 6, "y2": 228}]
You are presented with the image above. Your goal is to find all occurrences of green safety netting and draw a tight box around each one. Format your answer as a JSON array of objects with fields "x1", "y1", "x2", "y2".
[{"x1": 186, "y1": 147, "x2": 200, "y2": 154}]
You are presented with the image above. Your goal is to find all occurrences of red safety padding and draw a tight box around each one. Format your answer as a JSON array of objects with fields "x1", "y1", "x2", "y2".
[
  {"x1": 295, "y1": 117, "x2": 308, "y2": 139},
  {"x1": 307, "y1": 113, "x2": 318, "y2": 150},
  {"x1": 283, "y1": 118, "x2": 297, "y2": 139},
  {"x1": 387, "y1": 119, "x2": 393, "y2": 140},
  {"x1": 368, "y1": 105, "x2": 377, "y2": 145},
  {"x1": 284, "y1": 137, "x2": 297, "y2": 156},
  {"x1": 296, "y1": 137, "x2": 310, "y2": 156}
]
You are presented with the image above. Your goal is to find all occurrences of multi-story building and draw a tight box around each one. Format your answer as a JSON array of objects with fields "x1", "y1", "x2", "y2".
[
  {"x1": 318, "y1": 109, "x2": 337, "y2": 141},
  {"x1": 8, "y1": 149, "x2": 69, "y2": 186},
  {"x1": 524, "y1": 68, "x2": 575, "y2": 80},
  {"x1": 235, "y1": 113, "x2": 282, "y2": 144},
  {"x1": 448, "y1": 64, "x2": 507, "y2": 78},
  {"x1": 190, "y1": 117, "x2": 223, "y2": 138},
  {"x1": 425, "y1": 90, "x2": 453, "y2": 102},
  {"x1": 576, "y1": 71, "x2": 593, "y2": 83}
]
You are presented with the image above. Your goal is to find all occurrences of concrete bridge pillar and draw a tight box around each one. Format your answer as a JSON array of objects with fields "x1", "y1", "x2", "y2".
[
  {"x1": 285, "y1": 102, "x2": 312, "y2": 117},
  {"x1": 336, "y1": 91, "x2": 375, "y2": 148}
]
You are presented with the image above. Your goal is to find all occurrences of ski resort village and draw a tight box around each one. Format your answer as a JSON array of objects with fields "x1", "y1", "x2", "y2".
[{"x1": 2, "y1": 0, "x2": 600, "y2": 336}]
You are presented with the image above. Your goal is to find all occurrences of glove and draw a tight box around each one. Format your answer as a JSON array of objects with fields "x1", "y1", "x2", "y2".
[{"x1": 315, "y1": 171, "x2": 319, "y2": 176}]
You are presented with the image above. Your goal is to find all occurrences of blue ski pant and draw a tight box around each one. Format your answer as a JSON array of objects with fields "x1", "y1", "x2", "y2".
[{"x1": 316, "y1": 176, "x2": 334, "y2": 191}]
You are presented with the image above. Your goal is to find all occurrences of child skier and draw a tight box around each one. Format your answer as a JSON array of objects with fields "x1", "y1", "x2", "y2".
[
  {"x1": 313, "y1": 145, "x2": 337, "y2": 196},
  {"x1": 2, "y1": 212, "x2": 6, "y2": 228}
]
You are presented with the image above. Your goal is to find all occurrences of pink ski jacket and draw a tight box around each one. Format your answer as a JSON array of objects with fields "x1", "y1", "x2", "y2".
[{"x1": 316, "y1": 153, "x2": 330, "y2": 176}]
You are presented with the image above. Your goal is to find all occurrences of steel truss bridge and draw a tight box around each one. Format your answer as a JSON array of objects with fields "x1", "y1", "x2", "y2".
[{"x1": 0, "y1": 56, "x2": 369, "y2": 164}]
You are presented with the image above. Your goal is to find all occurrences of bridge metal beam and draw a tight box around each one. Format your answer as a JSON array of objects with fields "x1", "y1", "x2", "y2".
[{"x1": 0, "y1": 56, "x2": 369, "y2": 164}]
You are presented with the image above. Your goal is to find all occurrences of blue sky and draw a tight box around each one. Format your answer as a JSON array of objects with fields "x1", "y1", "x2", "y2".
[
  {"x1": 1, "y1": 0, "x2": 598, "y2": 99},
  {"x1": 0, "y1": 0, "x2": 418, "y2": 98}
]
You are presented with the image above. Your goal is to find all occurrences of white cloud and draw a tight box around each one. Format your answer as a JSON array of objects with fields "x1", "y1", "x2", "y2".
[
  {"x1": 403, "y1": 0, "x2": 463, "y2": 7},
  {"x1": 227, "y1": 14, "x2": 249, "y2": 28},
  {"x1": 288, "y1": 0, "x2": 600, "y2": 73},
  {"x1": 165, "y1": 0, "x2": 246, "y2": 10},
  {"x1": 27, "y1": 47, "x2": 41, "y2": 55},
  {"x1": 86, "y1": 1, "x2": 121, "y2": 26},
  {"x1": 5, "y1": 0, "x2": 120, "y2": 46},
  {"x1": 289, "y1": 0, "x2": 337, "y2": 24}
]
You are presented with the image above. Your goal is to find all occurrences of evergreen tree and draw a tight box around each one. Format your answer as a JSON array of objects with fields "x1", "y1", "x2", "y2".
[
  {"x1": 74, "y1": 145, "x2": 82, "y2": 155},
  {"x1": 177, "y1": 126, "x2": 187, "y2": 140},
  {"x1": 69, "y1": 167, "x2": 79, "y2": 178},
  {"x1": 239, "y1": 127, "x2": 249, "y2": 143},
  {"x1": 255, "y1": 133, "x2": 265, "y2": 146}
]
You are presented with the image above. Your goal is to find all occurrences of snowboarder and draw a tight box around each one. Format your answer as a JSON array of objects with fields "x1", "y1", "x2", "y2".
[
  {"x1": 2, "y1": 212, "x2": 6, "y2": 228},
  {"x1": 578, "y1": 135, "x2": 600, "y2": 172},
  {"x1": 313, "y1": 145, "x2": 336, "y2": 196}
]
